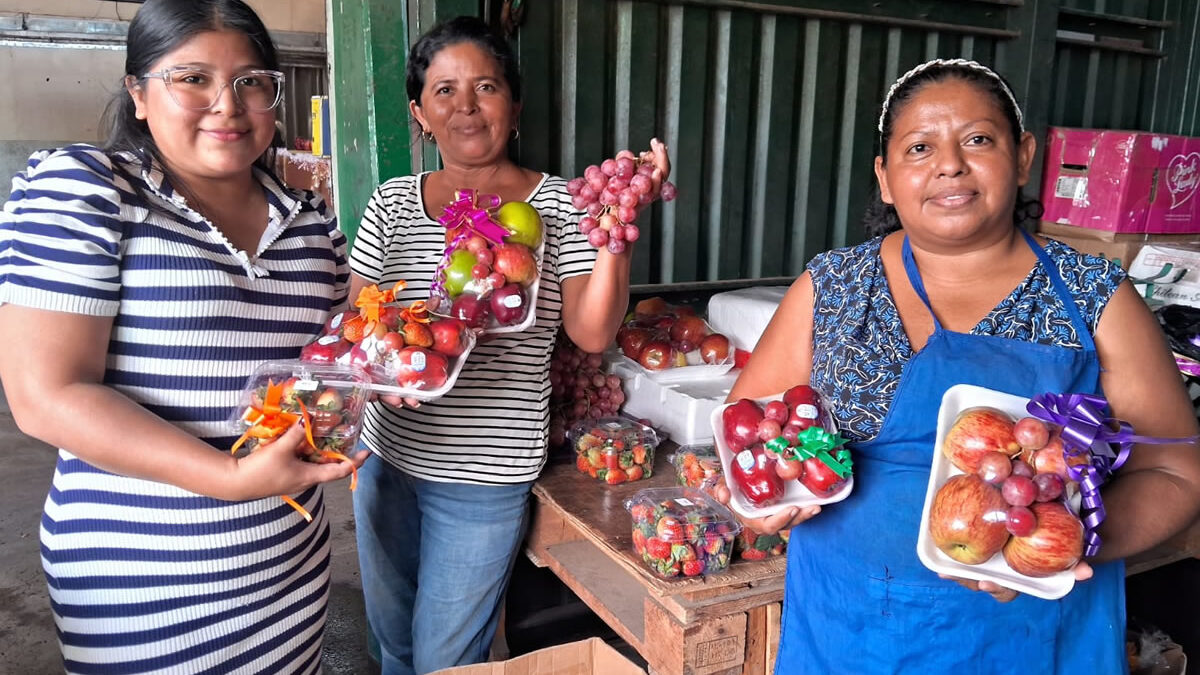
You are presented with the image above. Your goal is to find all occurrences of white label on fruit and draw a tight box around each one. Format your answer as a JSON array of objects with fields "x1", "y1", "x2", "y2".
[
  {"x1": 797, "y1": 404, "x2": 818, "y2": 419},
  {"x1": 673, "y1": 498, "x2": 694, "y2": 507},
  {"x1": 502, "y1": 294, "x2": 522, "y2": 308},
  {"x1": 1054, "y1": 175, "x2": 1088, "y2": 201},
  {"x1": 736, "y1": 450, "x2": 754, "y2": 471},
  {"x1": 294, "y1": 378, "x2": 319, "y2": 392},
  {"x1": 318, "y1": 334, "x2": 340, "y2": 345},
  {"x1": 331, "y1": 314, "x2": 344, "y2": 329},
  {"x1": 411, "y1": 351, "x2": 427, "y2": 372}
]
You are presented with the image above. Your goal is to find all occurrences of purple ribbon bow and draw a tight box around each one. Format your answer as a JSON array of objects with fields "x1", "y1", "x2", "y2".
[
  {"x1": 430, "y1": 190, "x2": 508, "y2": 303},
  {"x1": 1025, "y1": 392, "x2": 1192, "y2": 557}
]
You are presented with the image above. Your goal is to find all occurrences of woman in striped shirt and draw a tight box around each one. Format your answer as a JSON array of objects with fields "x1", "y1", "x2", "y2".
[
  {"x1": 349, "y1": 16, "x2": 669, "y2": 675},
  {"x1": 0, "y1": 1, "x2": 363, "y2": 672}
]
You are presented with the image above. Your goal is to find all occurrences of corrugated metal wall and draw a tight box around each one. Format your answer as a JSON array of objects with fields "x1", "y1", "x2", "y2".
[{"x1": 337, "y1": 0, "x2": 1200, "y2": 283}]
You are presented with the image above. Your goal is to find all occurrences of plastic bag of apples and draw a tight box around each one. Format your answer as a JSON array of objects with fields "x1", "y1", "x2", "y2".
[
  {"x1": 917, "y1": 384, "x2": 1179, "y2": 599},
  {"x1": 300, "y1": 282, "x2": 476, "y2": 400},
  {"x1": 427, "y1": 190, "x2": 545, "y2": 334}
]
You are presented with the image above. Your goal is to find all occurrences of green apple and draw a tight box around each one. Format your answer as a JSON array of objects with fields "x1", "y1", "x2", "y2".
[
  {"x1": 442, "y1": 249, "x2": 477, "y2": 298},
  {"x1": 497, "y1": 201, "x2": 544, "y2": 249}
]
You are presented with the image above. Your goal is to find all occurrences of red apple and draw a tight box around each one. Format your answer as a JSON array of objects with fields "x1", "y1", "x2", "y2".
[
  {"x1": 492, "y1": 243, "x2": 539, "y2": 286},
  {"x1": 699, "y1": 333, "x2": 731, "y2": 365},
  {"x1": 783, "y1": 385, "x2": 824, "y2": 431},
  {"x1": 775, "y1": 456, "x2": 803, "y2": 481},
  {"x1": 617, "y1": 326, "x2": 653, "y2": 359},
  {"x1": 450, "y1": 293, "x2": 490, "y2": 329},
  {"x1": 634, "y1": 297, "x2": 669, "y2": 318},
  {"x1": 638, "y1": 339, "x2": 674, "y2": 371},
  {"x1": 722, "y1": 398, "x2": 765, "y2": 452},
  {"x1": 1013, "y1": 417, "x2": 1051, "y2": 451},
  {"x1": 728, "y1": 442, "x2": 785, "y2": 507},
  {"x1": 941, "y1": 407, "x2": 1020, "y2": 474},
  {"x1": 1032, "y1": 436, "x2": 1090, "y2": 482},
  {"x1": 429, "y1": 318, "x2": 468, "y2": 357},
  {"x1": 490, "y1": 283, "x2": 529, "y2": 325},
  {"x1": 1002, "y1": 501, "x2": 1083, "y2": 577},
  {"x1": 668, "y1": 315, "x2": 708, "y2": 346},
  {"x1": 300, "y1": 335, "x2": 351, "y2": 364},
  {"x1": 323, "y1": 310, "x2": 360, "y2": 336},
  {"x1": 391, "y1": 347, "x2": 449, "y2": 391},
  {"x1": 928, "y1": 474, "x2": 1010, "y2": 565}
]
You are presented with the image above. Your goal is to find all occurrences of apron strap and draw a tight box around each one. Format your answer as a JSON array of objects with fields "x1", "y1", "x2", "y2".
[
  {"x1": 1017, "y1": 228, "x2": 1097, "y2": 353},
  {"x1": 901, "y1": 235, "x2": 942, "y2": 331}
]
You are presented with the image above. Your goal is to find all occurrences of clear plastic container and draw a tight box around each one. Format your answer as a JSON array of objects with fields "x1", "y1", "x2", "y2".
[
  {"x1": 229, "y1": 360, "x2": 371, "y2": 459},
  {"x1": 569, "y1": 417, "x2": 658, "y2": 484},
  {"x1": 671, "y1": 444, "x2": 722, "y2": 488},
  {"x1": 625, "y1": 487, "x2": 742, "y2": 578}
]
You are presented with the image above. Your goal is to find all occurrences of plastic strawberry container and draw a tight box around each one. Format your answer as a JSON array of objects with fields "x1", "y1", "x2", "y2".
[
  {"x1": 229, "y1": 360, "x2": 371, "y2": 459},
  {"x1": 625, "y1": 487, "x2": 742, "y2": 578},
  {"x1": 569, "y1": 417, "x2": 658, "y2": 484},
  {"x1": 671, "y1": 444, "x2": 723, "y2": 488}
]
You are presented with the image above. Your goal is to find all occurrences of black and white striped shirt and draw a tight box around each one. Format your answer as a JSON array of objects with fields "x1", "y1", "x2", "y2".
[{"x1": 350, "y1": 173, "x2": 596, "y2": 484}]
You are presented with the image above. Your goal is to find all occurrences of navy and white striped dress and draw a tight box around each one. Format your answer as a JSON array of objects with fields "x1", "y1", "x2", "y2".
[{"x1": 0, "y1": 145, "x2": 348, "y2": 674}]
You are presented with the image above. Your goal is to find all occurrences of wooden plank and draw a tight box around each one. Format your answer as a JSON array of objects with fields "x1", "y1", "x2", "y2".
[
  {"x1": 766, "y1": 602, "x2": 781, "y2": 674},
  {"x1": 524, "y1": 495, "x2": 585, "y2": 567},
  {"x1": 643, "y1": 599, "x2": 747, "y2": 675},
  {"x1": 658, "y1": 575, "x2": 786, "y2": 624},
  {"x1": 540, "y1": 539, "x2": 649, "y2": 648},
  {"x1": 742, "y1": 605, "x2": 768, "y2": 675}
]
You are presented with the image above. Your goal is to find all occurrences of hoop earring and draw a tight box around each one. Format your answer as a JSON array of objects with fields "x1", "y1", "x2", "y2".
[
  {"x1": 511, "y1": 128, "x2": 520, "y2": 141},
  {"x1": 422, "y1": 130, "x2": 435, "y2": 143}
]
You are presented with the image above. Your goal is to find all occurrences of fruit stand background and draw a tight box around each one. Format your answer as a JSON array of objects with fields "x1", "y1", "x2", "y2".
[{"x1": 329, "y1": 0, "x2": 1200, "y2": 284}]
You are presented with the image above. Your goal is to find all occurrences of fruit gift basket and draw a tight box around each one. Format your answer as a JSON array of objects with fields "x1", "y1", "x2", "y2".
[
  {"x1": 229, "y1": 359, "x2": 372, "y2": 521},
  {"x1": 917, "y1": 384, "x2": 1186, "y2": 599},
  {"x1": 626, "y1": 487, "x2": 741, "y2": 579},
  {"x1": 612, "y1": 297, "x2": 735, "y2": 384},
  {"x1": 427, "y1": 190, "x2": 544, "y2": 334},
  {"x1": 569, "y1": 416, "x2": 658, "y2": 485},
  {"x1": 300, "y1": 282, "x2": 476, "y2": 400},
  {"x1": 711, "y1": 385, "x2": 854, "y2": 519}
]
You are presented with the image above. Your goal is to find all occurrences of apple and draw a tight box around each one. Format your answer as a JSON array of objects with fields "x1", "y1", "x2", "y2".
[
  {"x1": 638, "y1": 340, "x2": 674, "y2": 371},
  {"x1": 634, "y1": 297, "x2": 669, "y2": 317},
  {"x1": 377, "y1": 305, "x2": 403, "y2": 331},
  {"x1": 492, "y1": 243, "x2": 539, "y2": 286},
  {"x1": 668, "y1": 315, "x2": 708, "y2": 346},
  {"x1": 783, "y1": 385, "x2": 824, "y2": 431},
  {"x1": 1002, "y1": 501, "x2": 1083, "y2": 577},
  {"x1": 1032, "y1": 436, "x2": 1090, "y2": 481},
  {"x1": 722, "y1": 398, "x2": 765, "y2": 452},
  {"x1": 429, "y1": 318, "x2": 468, "y2": 357},
  {"x1": 300, "y1": 335, "x2": 351, "y2": 364},
  {"x1": 392, "y1": 347, "x2": 449, "y2": 391},
  {"x1": 756, "y1": 418, "x2": 783, "y2": 442},
  {"x1": 490, "y1": 283, "x2": 529, "y2": 325},
  {"x1": 728, "y1": 443, "x2": 786, "y2": 507},
  {"x1": 450, "y1": 293, "x2": 490, "y2": 329},
  {"x1": 617, "y1": 325, "x2": 653, "y2": 359},
  {"x1": 775, "y1": 456, "x2": 803, "y2": 481},
  {"x1": 1013, "y1": 417, "x2": 1051, "y2": 451},
  {"x1": 442, "y1": 249, "x2": 478, "y2": 298},
  {"x1": 496, "y1": 201, "x2": 544, "y2": 249},
  {"x1": 928, "y1": 474, "x2": 1010, "y2": 565},
  {"x1": 323, "y1": 310, "x2": 360, "y2": 336},
  {"x1": 941, "y1": 407, "x2": 1020, "y2": 474},
  {"x1": 799, "y1": 454, "x2": 850, "y2": 498},
  {"x1": 699, "y1": 333, "x2": 731, "y2": 365},
  {"x1": 380, "y1": 331, "x2": 406, "y2": 353}
]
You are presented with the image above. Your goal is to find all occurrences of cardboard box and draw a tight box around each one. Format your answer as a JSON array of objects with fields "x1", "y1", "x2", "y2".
[
  {"x1": 1041, "y1": 127, "x2": 1200, "y2": 234},
  {"x1": 432, "y1": 638, "x2": 646, "y2": 675},
  {"x1": 1129, "y1": 244, "x2": 1200, "y2": 308},
  {"x1": 1037, "y1": 221, "x2": 1200, "y2": 268}
]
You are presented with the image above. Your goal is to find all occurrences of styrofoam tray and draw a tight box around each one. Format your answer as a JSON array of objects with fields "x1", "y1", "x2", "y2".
[
  {"x1": 916, "y1": 384, "x2": 1076, "y2": 600},
  {"x1": 606, "y1": 347, "x2": 734, "y2": 385},
  {"x1": 365, "y1": 329, "x2": 478, "y2": 401},
  {"x1": 617, "y1": 369, "x2": 738, "y2": 445},
  {"x1": 709, "y1": 399, "x2": 854, "y2": 519}
]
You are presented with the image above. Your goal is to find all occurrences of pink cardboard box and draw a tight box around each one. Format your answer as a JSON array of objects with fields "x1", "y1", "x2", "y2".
[{"x1": 1041, "y1": 127, "x2": 1200, "y2": 234}]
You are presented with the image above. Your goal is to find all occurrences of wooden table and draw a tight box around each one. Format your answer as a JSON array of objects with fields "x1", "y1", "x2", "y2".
[{"x1": 526, "y1": 445, "x2": 787, "y2": 675}]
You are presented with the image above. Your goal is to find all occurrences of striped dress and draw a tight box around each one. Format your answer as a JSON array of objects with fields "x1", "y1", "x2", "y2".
[
  {"x1": 0, "y1": 145, "x2": 348, "y2": 674},
  {"x1": 349, "y1": 173, "x2": 596, "y2": 484}
]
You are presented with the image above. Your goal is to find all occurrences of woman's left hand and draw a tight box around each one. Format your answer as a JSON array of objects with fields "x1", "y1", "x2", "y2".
[{"x1": 939, "y1": 560, "x2": 1094, "y2": 603}]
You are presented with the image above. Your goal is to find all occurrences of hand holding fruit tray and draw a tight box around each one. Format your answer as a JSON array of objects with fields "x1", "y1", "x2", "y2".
[
  {"x1": 626, "y1": 487, "x2": 741, "y2": 579},
  {"x1": 300, "y1": 282, "x2": 476, "y2": 400},
  {"x1": 613, "y1": 297, "x2": 735, "y2": 383},
  {"x1": 711, "y1": 385, "x2": 855, "y2": 519},
  {"x1": 426, "y1": 190, "x2": 544, "y2": 334},
  {"x1": 229, "y1": 360, "x2": 371, "y2": 521},
  {"x1": 917, "y1": 384, "x2": 1192, "y2": 600}
]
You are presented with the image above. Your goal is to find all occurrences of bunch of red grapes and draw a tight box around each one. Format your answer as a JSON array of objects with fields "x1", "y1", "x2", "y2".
[
  {"x1": 548, "y1": 334, "x2": 626, "y2": 447},
  {"x1": 566, "y1": 148, "x2": 677, "y2": 254}
]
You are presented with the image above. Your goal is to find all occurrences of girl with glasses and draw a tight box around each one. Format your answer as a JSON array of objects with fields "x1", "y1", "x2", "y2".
[{"x1": 0, "y1": 1, "x2": 363, "y2": 673}]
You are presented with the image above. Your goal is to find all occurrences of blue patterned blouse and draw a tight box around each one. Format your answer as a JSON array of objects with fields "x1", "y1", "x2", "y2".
[{"x1": 807, "y1": 236, "x2": 1127, "y2": 443}]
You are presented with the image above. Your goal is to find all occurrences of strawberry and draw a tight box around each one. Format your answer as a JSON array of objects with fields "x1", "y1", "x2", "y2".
[
  {"x1": 632, "y1": 445, "x2": 647, "y2": 465},
  {"x1": 402, "y1": 321, "x2": 434, "y2": 348},
  {"x1": 586, "y1": 448, "x2": 603, "y2": 469},
  {"x1": 341, "y1": 315, "x2": 369, "y2": 343},
  {"x1": 682, "y1": 560, "x2": 704, "y2": 576},
  {"x1": 576, "y1": 453, "x2": 592, "y2": 474},
  {"x1": 629, "y1": 503, "x2": 654, "y2": 523},
  {"x1": 740, "y1": 547, "x2": 768, "y2": 561},
  {"x1": 626, "y1": 465, "x2": 644, "y2": 482},
  {"x1": 604, "y1": 451, "x2": 620, "y2": 471},
  {"x1": 632, "y1": 528, "x2": 648, "y2": 555},
  {"x1": 645, "y1": 537, "x2": 672, "y2": 560},
  {"x1": 656, "y1": 516, "x2": 684, "y2": 541},
  {"x1": 311, "y1": 410, "x2": 343, "y2": 435},
  {"x1": 605, "y1": 468, "x2": 627, "y2": 485},
  {"x1": 671, "y1": 543, "x2": 696, "y2": 562},
  {"x1": 315, "y1": 388, "x2": 343, "y2": 411}
]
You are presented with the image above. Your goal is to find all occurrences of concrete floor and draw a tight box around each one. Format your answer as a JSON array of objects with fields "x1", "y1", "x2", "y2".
[{"x1": 0, "y1": 395, "x2": 378, "y2": 675}]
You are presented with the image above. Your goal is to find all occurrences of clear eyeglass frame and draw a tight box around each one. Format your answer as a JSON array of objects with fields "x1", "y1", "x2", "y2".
[{"x1": 139, "y1": 66, "x2": 287, "y2": 112}]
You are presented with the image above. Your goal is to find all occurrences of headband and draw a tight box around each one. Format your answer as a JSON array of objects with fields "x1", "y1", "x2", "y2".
[{"x1": 877, "y1": 58, "x2": 1024, "y2": 135}]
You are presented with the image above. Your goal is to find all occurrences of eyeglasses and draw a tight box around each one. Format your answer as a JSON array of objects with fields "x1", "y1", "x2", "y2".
[{"x1": 140, "y1": 66, "x2": 286, "y2": 112}]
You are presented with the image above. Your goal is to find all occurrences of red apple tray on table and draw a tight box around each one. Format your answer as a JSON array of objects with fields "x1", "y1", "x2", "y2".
[
  {"x1": 708, "y1": 399, "x2": 855, "y2": 521},
  {"x1": 916, "y1": 383, "x2": 1077, "y2": 600}
]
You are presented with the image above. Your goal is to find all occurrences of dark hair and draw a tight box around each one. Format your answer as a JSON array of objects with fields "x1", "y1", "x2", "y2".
[
  {"x1": 100, "y1": 0, "x2": 281, "y2": 171},
  {"x1": 405, "y1": 16, "x2": 522, "y2": 104},
  {"x1": 864, "y1": 60, "x2": 1042, "y2": 238}
]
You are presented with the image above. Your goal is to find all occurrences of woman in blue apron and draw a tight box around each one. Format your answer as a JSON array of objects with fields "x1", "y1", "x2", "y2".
[{"x1": 723, "y1": 60, "x2": 1200, "y2": 673}]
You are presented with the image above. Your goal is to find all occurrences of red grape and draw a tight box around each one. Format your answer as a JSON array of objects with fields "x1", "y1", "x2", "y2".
[
  {"x1": 1001, "y1": 475, "x2": 1037, "y2": 507},
  {"x1": 1005, "y1": 505, "x2": 1037, "y2": 537},
  {"x1": 1033, "y1": 473, "x2": 1065, "y2": 502},
  {"x1": 1010, "y1": 459, "x2": 1036, "y2": 478},
  {"x1": 976, "y1": 451, "x2": 1012, "y2": 485}
]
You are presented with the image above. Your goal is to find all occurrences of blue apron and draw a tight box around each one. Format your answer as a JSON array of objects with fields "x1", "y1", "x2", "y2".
[{"x1": 775, "y1": 230, "x2": 1127, "y2": 674}]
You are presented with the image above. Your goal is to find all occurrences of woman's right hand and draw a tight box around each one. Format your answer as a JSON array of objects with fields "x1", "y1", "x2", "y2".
[
  {"x1": 710, "y1": 482, "x2": 822, "y2": 535},
  {"x1": 227, "y1": 423, "x2": 369, "y2": 501}
]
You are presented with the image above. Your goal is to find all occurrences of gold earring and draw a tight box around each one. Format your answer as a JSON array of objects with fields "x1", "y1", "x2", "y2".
[{"x1": 422, "y1": 130, "x2": 435, "y2": 143}]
